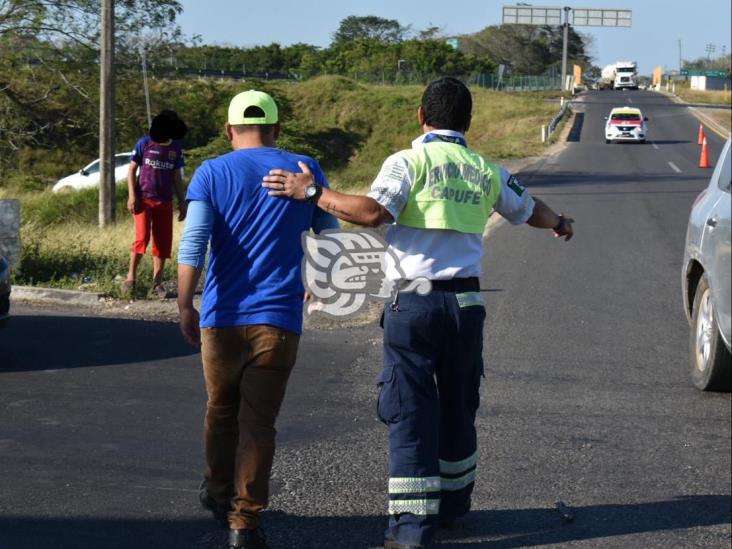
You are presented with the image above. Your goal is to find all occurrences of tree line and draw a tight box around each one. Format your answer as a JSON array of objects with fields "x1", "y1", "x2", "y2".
[{"x1": 0, "y1": 5, "x2": 593, "y2": 180}]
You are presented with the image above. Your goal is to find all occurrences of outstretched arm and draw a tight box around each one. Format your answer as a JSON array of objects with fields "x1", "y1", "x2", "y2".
[
  {"x1": 527, "y1": 197, "x2": 574, "y2": 241},
  {"x1": 262, "y1": 161, "x2": 393, "y2": 228}
]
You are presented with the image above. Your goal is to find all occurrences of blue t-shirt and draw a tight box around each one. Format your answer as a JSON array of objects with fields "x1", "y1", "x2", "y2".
[{"x1": 185, "y1": 147, "x2": 336, "y2": 334}]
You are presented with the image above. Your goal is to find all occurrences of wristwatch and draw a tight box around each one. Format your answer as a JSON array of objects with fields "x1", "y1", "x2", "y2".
[
  {"x1": 553, "y1": 215, "x2": 565, "y2": 232},
  {"x1": 305, "y1": 183, "x2": 321, "y2": 202}
]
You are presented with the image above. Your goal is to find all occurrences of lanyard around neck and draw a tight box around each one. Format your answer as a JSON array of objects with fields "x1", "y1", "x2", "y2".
[{"x1": 422, "y1": 133, "x2": 467, "y2": 147}]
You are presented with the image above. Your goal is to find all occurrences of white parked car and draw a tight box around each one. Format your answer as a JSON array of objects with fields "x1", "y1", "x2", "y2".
[
  {"x1": 604, "y1": 107, "x2": 648, "y2": 144},
  {"x1": 52, "y1": 152, "x2": 133, "y2": 193},
  {"x1": 682, "y1": 137, "x2": 731, "y2": 391}
]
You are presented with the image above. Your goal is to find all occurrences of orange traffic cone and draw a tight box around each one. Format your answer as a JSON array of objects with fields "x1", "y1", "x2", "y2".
[
  {"x1": 699, "y1": 137, "x2": 710, "y2": 168},
  {"x1": 698, "y1": 124, "x2": 705, "y2": 144}
]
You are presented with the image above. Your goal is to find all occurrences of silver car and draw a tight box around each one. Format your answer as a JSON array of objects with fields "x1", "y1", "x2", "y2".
[
  {"x1": 682, "y1": 137, "x2": 732, "y2": 391},
  {"x1": 0, "y1": 255, "x2": 9, "y2": 328}
]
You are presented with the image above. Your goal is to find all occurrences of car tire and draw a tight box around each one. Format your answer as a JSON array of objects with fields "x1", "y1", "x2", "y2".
[
  {"x1": 690, "y1": 274, "x2": 732, "y2": 391},
  {"x1": 605, "y1": 139, "x2": 611, "y2": 144}
]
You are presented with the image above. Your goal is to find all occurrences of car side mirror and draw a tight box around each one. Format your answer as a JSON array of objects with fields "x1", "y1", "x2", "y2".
[
  {"x1": 80, "y1": 168, "x2": 89, "y2": 176},
  {"x1": 644, "y1": 116, "x2": 649, "y2": 121},
  {"x1": 604, "y1": 116, "x2": 608, "y2": 120}
]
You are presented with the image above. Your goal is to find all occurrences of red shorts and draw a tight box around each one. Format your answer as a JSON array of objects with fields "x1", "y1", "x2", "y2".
[{"x1": 131, "y1": 199, "x2": 173, "y2": 258}]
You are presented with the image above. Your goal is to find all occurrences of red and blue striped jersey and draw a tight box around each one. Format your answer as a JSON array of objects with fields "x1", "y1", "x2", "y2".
[{"x1": 130, "y1": 136, "x2": 184, "y2": 202}]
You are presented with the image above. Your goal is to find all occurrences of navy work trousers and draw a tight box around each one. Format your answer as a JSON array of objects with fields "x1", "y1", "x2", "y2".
[{"x1": 377, "y1": 289, "x2": 486, "y2": 547}]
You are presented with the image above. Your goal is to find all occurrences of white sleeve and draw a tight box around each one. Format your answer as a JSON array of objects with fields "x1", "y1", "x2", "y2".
[
  {"x1": 366, "y1": 153, "x2": 413, "y2": 220},
  {"x1": 493, "y1": 167, "x2": 535, "y2": 225}
]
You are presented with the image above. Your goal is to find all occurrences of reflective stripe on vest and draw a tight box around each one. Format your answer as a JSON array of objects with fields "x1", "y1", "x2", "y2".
[{"x1": 396, "y1": 143, "x2": 502, "y2": 234}]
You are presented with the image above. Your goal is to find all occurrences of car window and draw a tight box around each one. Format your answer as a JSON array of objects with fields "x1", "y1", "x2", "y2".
[
  {"x1": 717, "y1": 140, "x2": 731, "y2": 193},
  {"x1": 114, "y1": 154, "x2": 130, "y2": 167},
  {"x1": 85, "y1": 160, "x2": 100, "y2": 174},
  {"x1": 611, "y1": 113, "x2": 641, "y2": 121}
]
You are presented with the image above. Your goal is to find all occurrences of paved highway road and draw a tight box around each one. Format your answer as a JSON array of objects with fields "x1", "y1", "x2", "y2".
[{"x1": 0, "y1": 90, "x2": 729, "y2": 548}]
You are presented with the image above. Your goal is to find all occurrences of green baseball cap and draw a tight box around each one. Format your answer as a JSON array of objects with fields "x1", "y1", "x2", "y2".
[{"x1": 228, "y1": 90, "x2": 278, "y2": 125}]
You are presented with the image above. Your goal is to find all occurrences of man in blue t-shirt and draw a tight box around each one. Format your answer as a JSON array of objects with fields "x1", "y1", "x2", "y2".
[{"x1": 177, "y1": 90, "x2": 338, "y2": 549}]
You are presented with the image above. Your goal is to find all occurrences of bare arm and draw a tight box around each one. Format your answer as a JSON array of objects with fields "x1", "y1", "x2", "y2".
[
  {"x1": 177, "y1": 264, "x2": 201, "y2": 347},
  {"x1": 262, "y1": 161, "x2": 393, "y2": 227},
  {"x1": 173, "y1": 169, "x2": 187, "y2": 221},
  {"x1": 313, "y1": 187, "x2": 392, "y2": 227},
  {"x1": 527, "y1": 197, "x2": 574, "y2": 241},
  {"x1": 127, "y1": 160, "x2": 139, "y2": 214}
]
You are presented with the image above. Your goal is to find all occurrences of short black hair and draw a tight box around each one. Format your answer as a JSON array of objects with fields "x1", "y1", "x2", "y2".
[
  {"x1": 230, "y1": 123, "x2": 276, "y2": 135},
  {"x1": 421, "y1": 77, "x2": 472, "y2": 132},
  {"x1": 229, "y1": 106, "x2": 277, "y2": 135}
]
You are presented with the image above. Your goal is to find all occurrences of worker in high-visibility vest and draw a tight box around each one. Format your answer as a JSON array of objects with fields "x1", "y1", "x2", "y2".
[{"x1": 262, "y1": 77, "x2": 574, "y2": 549}]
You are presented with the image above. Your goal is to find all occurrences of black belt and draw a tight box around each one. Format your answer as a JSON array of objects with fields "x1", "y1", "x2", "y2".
[{"x1": 400, "y1": 277, "x2": 479, "y2": 292}]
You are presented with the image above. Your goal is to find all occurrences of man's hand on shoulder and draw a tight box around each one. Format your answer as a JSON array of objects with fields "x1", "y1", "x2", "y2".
[{"x1": 262, "y1": 161, "x2": 313, "y2": 200}]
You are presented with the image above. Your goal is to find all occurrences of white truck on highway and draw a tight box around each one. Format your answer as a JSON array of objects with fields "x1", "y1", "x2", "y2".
[{"x1": 599, "y1": 61, "x2": 639, "y2": 90}]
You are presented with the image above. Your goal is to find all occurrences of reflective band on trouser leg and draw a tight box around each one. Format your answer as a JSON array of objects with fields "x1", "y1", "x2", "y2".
[
  {"x1": 389, "y1": 476, "x2": 441, "y2": 494},
  {"x1": 440, "y1": 469, "x2": 476, "y2": 491},
  {"x1": 440, "y1": 451, "x2": 478, "y2": 491},
  {"x1": 388, "y1": 476, "x2": 441, "y2": 516},
  {"x1": 389, "y1": 499, "x2": 440, "y2": 516},
  {"x1": 439, "y1": 450, "x2": 478, "y2": 475}
]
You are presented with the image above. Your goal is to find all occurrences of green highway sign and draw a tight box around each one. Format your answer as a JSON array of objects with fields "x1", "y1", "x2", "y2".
[{"x1": 680, "y1": 69, "x2": 729, "y2": 77}]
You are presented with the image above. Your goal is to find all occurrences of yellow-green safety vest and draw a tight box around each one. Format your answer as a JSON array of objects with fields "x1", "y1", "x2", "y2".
[{"x1": 396, "y1": 141, "x2": 503, "y2": 234}]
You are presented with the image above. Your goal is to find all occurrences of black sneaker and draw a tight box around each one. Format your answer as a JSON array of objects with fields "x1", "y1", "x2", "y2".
[
  {"x1": 229, "y1": 527, "x2": 268, "y2": 549},
  {"x1": 198, "y1": 479, "x2": 229, "y2": 521},
  {"x1": 384, "y1": 540, "x2": 424, "y2": 549}
]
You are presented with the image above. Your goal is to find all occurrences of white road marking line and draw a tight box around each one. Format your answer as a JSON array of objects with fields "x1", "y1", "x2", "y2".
[
  {"x1": 652, "y1": 142, "x2": 660, "y2": 150},
  {"x1": 668, "y1": 161, "x2": 682, "y2": 173}
]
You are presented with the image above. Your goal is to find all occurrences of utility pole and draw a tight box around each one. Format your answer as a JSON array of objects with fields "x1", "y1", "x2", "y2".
[
  {"x1": 705, "y1": 43, "x2": 716, "y2": 60},
  {"x1": 141, "y1": 47, "x2": 152, "y2": 128},
  {"x1": 99, "y1": 0, "x2": 115, "y2": 227},
  {"x1": 560, "y1": 7, "x2": 571, "y2": 91},
  {"x1": 678, "y1": 39, "x2": 682, "y2": 72}
]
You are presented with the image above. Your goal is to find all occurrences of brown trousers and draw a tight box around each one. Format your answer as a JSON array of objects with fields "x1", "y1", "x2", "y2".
[{"x1": 201, "y1": 324, "x2": 299, "y2": 529}]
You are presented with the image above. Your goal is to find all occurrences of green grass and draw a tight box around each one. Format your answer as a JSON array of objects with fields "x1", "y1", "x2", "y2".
[
  {"x1": 3, "y1": 76, "x2": 564, "y2": 293},
  {"x1": 674, "y1": 83, "x2": 732, "y2": 106}
]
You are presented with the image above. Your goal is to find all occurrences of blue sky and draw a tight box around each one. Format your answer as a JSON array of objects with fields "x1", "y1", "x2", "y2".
[{"x1": 176, "y1": 0, "x2": 731, "y2": 75}]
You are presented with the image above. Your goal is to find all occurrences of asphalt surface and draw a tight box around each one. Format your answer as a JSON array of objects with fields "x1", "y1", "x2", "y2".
[{"x1": 1, "y1": 90, "x2": 730, "y2": 549}]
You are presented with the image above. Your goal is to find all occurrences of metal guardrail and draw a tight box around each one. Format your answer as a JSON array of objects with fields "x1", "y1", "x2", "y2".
[
  {"x1": 541, "y1": 99, "x2": 572, "y2": 143},
  {"x1": 548, "y1": 101, "x2": 570, "y2": 133}
]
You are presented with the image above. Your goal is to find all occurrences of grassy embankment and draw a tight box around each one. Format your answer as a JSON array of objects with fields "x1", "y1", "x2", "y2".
[
  {"x1": 2, "y1": 76, "x2": 564, "y2": 295},
  {"x1": 675, "y1": 86, "x2": 731, "y2": 106},
  {"x1": 672, "y1": 84, "x2": 732, "y2": 134}
]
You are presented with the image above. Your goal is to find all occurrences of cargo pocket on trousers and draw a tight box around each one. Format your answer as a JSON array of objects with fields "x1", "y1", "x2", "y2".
[{"x1": 376, "y1": 365, "x2": 401, "y2": 424}]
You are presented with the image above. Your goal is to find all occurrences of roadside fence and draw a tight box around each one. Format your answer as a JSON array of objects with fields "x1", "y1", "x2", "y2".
[{"x1": 132, "y1": 65, "x2": 564, "y2": 92}]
